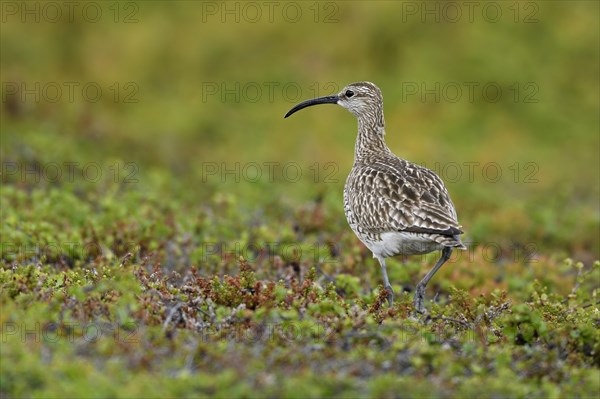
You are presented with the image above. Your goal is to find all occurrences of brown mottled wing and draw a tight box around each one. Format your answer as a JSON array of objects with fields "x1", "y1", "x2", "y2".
[{"x1": 346, "y1": 156, "x2": 463, "y2": 237}]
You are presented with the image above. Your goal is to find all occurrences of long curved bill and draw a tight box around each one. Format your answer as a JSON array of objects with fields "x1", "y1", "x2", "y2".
[{"x1": 284, "y1": 95, "x2": 339, "y2": 118}]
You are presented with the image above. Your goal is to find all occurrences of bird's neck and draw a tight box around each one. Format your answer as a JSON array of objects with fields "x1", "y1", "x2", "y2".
[{"x1": 354, "y1": 115, "x2": 390, "y2": 160}]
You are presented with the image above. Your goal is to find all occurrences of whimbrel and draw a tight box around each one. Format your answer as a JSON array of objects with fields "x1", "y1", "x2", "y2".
[{"x1": 285, "y1": 82, "x2": 466, "y2": 313}]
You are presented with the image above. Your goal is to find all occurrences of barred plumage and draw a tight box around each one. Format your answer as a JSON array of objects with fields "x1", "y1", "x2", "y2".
[{"x1": 285, "y1": 81, "x2": 466, "y2": 313}]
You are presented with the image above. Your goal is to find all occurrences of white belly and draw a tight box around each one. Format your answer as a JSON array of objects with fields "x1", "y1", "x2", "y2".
[{"x1": 352, "y1": 229, "x2": 444, "y2": 258}]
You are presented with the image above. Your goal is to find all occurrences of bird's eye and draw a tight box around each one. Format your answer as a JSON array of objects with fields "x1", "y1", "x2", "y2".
[{"x1": 345, "y1": 90, "x2": 355, "y2": 98}]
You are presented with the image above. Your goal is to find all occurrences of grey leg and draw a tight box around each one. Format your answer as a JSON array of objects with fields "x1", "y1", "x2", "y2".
[
  {"x1": 414, "y1": 247, "x2": 452, "y2": 313},
  {"x1": 375, "y1": 256, "x2": 394, "y2": 306}
]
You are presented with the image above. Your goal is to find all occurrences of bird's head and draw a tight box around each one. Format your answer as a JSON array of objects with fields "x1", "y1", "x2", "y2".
[{"x1": 284, "y1": 82, "x2": 384, "y2": 121}]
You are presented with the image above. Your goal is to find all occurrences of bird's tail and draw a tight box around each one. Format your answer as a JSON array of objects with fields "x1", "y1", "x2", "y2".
[{"x1": 432, "y1": 234, "x2": 467, "y2": 250}]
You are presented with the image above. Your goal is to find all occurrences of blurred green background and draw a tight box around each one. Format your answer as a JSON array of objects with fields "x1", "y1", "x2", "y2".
[{"x1": 1, "y1": 1, "x2": 599, "y2": 260}]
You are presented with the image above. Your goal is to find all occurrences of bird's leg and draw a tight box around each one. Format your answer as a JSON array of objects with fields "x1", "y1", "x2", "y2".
[
  {"x1": 414, "y1": 247, "x2": 452, "y2": 314},
  {"x1": 376, "y1": 256, "x2": 394, "y2": 306}
]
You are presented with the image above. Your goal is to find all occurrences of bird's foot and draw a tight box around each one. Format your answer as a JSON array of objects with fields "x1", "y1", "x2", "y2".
[
  {"x1": 413, "y1": 284, "x2": 426, "y2": 315},
  {"x1": 385, "y1": 284, "x2": 394, "y2": 307}
]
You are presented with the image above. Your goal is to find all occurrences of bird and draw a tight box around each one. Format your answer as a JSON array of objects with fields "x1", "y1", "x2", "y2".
[{"x1": 284, "y1": 81, "x2": 466, "y2": 313}]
